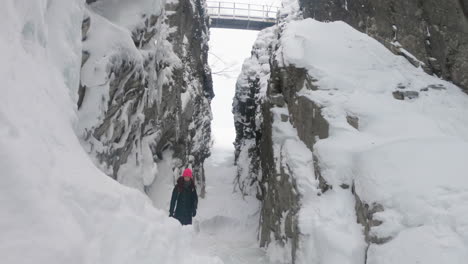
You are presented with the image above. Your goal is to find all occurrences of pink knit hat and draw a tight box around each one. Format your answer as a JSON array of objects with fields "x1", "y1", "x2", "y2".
[{"x1": 182, "y1": 168, "x2": 193, "y2": 178}]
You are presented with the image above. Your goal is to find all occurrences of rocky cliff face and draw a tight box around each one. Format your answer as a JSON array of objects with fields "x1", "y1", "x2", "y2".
[
  {"x1": 78, "y1": 0, "x2": 212, "y2": 196},
  {"x1": 235, "y1": 29, "x2": 331, "y2": 264},
  {"x1": 233, "y1": 28, "x2": 275, "y2": 197},
  {"x1": 300, "y1": 0, "x2": 468, "y2": 93},
  {"x1": 234, "y1": 18, "x2": 321, "y2": 262}
]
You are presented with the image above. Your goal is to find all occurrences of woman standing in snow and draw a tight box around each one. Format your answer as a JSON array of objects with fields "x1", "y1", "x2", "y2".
[{"x1": 169, "y1": 168, "x2": 198, "y2": 225}]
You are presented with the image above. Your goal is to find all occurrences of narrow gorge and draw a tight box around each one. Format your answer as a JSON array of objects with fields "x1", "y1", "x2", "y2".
[{"x1": 2, "y1": 0, "x2": 468, "y2": 263}]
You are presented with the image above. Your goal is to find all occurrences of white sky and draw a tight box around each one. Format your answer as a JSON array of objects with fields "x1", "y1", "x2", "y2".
[{"x1": 208, "y1": 28, "x2": 259, "y2": 150}]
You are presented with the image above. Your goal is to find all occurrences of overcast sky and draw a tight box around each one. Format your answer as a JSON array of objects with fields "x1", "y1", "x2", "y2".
[{"x1": 208, "y1": 28, "x2": 258, "y2": 150}]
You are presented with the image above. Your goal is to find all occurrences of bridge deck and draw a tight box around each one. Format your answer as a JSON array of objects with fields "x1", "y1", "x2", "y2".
[
  {"x1": 210, "y1": 18, "x2": 275, "y2": 30},
  {"x1": 207, "y1": 1, "x2": 278, "y2": 30}
]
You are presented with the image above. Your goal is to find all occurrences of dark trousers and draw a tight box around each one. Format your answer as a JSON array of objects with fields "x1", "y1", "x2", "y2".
[{"x1": 175, "y1": 215, "x2": 192, "y2": 225}]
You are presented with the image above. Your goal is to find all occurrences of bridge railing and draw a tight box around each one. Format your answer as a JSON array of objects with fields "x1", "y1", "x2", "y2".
[{"x1": 206, "y1": 1, "x2": 279, "y2": 22}]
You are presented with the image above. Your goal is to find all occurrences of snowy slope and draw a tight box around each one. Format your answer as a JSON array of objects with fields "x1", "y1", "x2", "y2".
[
  {"x1": 0, "y1": 1, "x2": 219, "y2": 263},
  {"x1": 277, "y1": 16, "x2": 468, "y2": 264}
]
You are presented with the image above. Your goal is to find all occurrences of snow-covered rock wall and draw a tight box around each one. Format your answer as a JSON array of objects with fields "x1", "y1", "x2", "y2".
[
  {"x1": 234, "y1": 1, "x2": 468, "y2": 263},
  {"x1": 0, "y1": 0, "x2": 220, "y2": 263},
  {"x1": 235, "y1": 26, "x2": 303, "y2": 262},
  {"x1": 301, "y1": 0, "x2": 468, "y2": 93},
  {"x1": 233, "y1": 27, "x2": 275, "y2": 197},
  {"x1": 77, "y1": 0, "x2": 213, "y2": 196}
]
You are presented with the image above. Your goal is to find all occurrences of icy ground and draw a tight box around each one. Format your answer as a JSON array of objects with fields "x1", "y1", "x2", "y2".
[
  {"x1": 148, "y1": 148, "x2": 270, "y2": 264},
  {"x1": 193, "y1": 148, "x2": 270, "y2": 264}
]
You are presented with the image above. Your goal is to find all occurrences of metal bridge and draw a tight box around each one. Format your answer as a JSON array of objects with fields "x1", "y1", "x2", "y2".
[{"x1": 207, "y1": 1, "x2": 279, "y2": 30}]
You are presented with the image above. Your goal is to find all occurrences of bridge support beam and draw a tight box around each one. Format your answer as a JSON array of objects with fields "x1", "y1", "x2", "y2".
[{"x1": 210, "y1": 18, "x2": 275, "y2": 30}]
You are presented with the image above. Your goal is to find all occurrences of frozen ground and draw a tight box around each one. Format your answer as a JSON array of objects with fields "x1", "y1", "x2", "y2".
[
  {"x1": 148, "y1": 148, "x2": 270, "y2": 264},
  {"x1": 193, "y1": 148, "x2": 270, "y2": 264}
]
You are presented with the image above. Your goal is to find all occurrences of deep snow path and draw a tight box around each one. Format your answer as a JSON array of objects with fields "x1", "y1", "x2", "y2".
[
  {"x1": 148, "y1": 147, "x2": 269, "y2": 263},
  {"x1": 192, "y1": 148, "x2": 269, "y2": 264}
]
